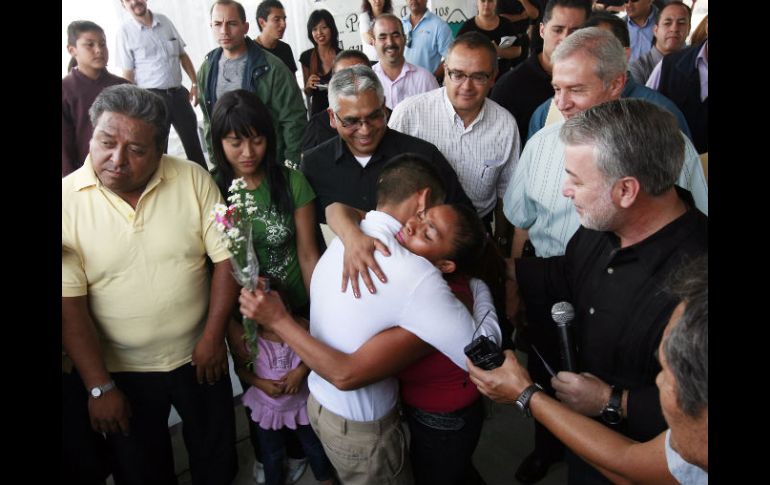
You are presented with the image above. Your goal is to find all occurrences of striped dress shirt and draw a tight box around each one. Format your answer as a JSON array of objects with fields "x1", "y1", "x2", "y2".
[{"x1": 389, "y1": 87, "x2": 520, "y2": 217}]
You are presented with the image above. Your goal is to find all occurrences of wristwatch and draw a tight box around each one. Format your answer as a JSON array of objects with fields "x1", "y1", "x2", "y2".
[
  {"x1": 514, "y1": 383, "x2": 543, "y2": 417},
  {"x1": 89, "y1": 381, "x2": 116, "y2": 399},
  {"x1": 601, "y1": 386, "x2": 623, "y2": 424}
]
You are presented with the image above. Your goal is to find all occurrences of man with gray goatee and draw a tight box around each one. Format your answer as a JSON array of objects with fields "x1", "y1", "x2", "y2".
[{"x1": 504, "y1": 99, "x2": 707, "y2": 485}]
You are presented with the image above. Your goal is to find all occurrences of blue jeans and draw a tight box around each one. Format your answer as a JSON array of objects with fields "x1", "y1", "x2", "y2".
[
  {"x1": 256, "y1": 424, "x2": 333, "y2": 485},
  {"x1": 405, "y1": 398, "x2": 485, "y2": 485}
]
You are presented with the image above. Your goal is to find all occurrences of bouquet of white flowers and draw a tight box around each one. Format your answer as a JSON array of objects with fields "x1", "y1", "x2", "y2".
[{"x1": 211, "y1": 178, "x2": 268, "y2": 368}]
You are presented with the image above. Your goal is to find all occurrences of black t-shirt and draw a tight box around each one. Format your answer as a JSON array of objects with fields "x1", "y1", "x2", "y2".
[
  {"x1": 260, "y1": 40, "x2": 297, "y2": 73},
  {"x1": 489, "y1": 54, "x2": 553, "y2": 142},
  {"x1": 458, "y1": 16, "x2": 528, "y2": 76}
]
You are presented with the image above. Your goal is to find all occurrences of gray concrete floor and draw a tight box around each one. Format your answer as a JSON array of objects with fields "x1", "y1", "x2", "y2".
[{"x1": 112, "y1": 351, "x2": 568, "y2": 485}]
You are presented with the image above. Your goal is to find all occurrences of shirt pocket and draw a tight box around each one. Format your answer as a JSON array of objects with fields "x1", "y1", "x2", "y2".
[
  {"x1": 164, "y1": 39, "x2": 180, "y2": 58},
  {"x1": 482, "y1": 159, "x2": 506, "y2": 179}
]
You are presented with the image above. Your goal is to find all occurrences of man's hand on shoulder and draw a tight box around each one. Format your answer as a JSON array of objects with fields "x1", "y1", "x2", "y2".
[{"x1": 342, "y1": 231, "x2": 390, "y2": 298}]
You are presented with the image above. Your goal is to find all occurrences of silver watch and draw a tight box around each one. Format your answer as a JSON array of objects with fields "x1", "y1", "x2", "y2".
[
  {"x1": 514, "y1": 383, "x2": 543, "y2": 417},
  {"x1": 90, "y1": 381, "x2": 116, "y2": 399}
]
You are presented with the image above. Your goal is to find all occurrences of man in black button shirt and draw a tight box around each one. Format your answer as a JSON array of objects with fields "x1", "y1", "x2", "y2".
[
  {"x1": 301, "y1": 64, "x2": 472, "y2": 226},
  {"x1": 508, "y1": 99, "x2": 707, "y2": 485}
]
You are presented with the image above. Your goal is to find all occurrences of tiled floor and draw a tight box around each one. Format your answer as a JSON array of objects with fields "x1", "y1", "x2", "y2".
[{"x1": 158, "y1": 351, "x2": 568, "y2": 485}]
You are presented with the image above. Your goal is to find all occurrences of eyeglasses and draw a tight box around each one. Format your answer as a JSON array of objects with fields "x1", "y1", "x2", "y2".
[
  {"x1": 446, "y1": 69, "x2": 492, "y2": 85},
  {"x1": 406, "y1": 32, "x2": 412, "y2": 48},
  {"x1": 334, "y1": 108, "x2": 386, "y2": 130}
]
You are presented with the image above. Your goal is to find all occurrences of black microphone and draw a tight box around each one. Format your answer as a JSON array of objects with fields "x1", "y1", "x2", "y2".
[{"x1": 551, "y1": 301, "x2": 577, "y2": 372}]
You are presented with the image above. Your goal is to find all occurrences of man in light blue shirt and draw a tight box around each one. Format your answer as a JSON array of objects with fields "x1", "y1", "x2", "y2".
[
  {"x1": 402, "y1": 0, "x2": 454, "y2": 77},
  {"x1": 624, "y1": 0, "x2": 658, "y2": 62}
]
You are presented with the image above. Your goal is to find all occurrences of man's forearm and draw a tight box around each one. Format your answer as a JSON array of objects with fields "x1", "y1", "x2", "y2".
[
  {"x1": 511, "y1": 226, "x2": 529, "y2": 259},
  {"x1": 326, "y1": 203, "x2": 366, "y2": 240},
  {"x1": 179, "y1": 53, "x2": 197, "y2": 85},
  {"x1": 122, "y1": 70, "x2": 135, "y2": 83},
  {"x1": 204, "y1": 260, "x2": 240, "y2": 341},
  {"x1": 265, "y1": 313, "x2": 366, "y2": 389},
  {"x1": 62, "y1": 296, "x2": 112, "y2": 389},
  {"x1": 494, "y1": 199, "x2": 512, "y2": 245},
  {"x1": 531, "y1": 392, "x2": 674, "y2": 484},
  {"x1": 267, "y1": 312, "x2": 430, "y2": 390}
]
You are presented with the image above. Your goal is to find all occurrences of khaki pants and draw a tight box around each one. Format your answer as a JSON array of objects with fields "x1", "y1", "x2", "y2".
[{"x1": 307, "y1": 393, "x2": 413, "y2": 485}]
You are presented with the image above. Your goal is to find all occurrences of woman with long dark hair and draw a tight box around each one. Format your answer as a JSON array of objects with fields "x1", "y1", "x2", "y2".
[
  {"x1": 211, "y1": 89, "x2": 329, "y2": 485},
  {"x1": 300, "y1": 10, "x2": 342, "y2": 115},
  {"x1": 211, "y1": 89, "x2": 319, "y2": 314}
]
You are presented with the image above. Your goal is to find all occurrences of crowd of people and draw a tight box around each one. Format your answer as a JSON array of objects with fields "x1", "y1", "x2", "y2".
[{"x1": 62, "y1": 1, "x2": 708, "y2": 484}]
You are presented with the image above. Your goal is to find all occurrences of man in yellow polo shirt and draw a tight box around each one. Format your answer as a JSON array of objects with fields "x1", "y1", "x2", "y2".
[{"x1": 62, "y1": 84, "x2": 240, "y2": 484}]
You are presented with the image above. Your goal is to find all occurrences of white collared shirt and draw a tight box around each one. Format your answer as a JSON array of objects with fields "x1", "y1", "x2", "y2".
[
  {"x1": 115, "y1": 11, "x2": 186, "y2": 89},
  {"x1": 389, "y1": 87, "x2": 520, "y2": 217},
  {"x1": 307, "y1": 211, "x2": 501, "y2": 421}
]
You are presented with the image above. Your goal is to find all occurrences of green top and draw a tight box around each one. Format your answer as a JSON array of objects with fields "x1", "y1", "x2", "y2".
[{"x1": 242, "y1": 167, "x2": 315, "y2": 310}]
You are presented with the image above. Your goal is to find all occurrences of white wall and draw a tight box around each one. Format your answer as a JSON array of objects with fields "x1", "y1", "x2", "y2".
[{"x1": 62, "y1": 0, "x2": 480, "y2": 80}]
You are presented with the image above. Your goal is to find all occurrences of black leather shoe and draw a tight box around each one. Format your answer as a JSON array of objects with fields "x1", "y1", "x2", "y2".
[{"x1": 515, "y1": 452, "x2": 553, "y2": 484}]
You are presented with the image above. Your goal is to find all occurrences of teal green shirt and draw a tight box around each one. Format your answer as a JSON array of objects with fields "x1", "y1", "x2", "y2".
[{"x1": 242, "y1": 167, "x2": 315, "y2": 310}]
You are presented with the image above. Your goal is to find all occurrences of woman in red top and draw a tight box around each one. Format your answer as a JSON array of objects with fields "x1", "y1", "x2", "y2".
[{"x1": 395, "y1": 203, "x2": 499, "y2": 485}]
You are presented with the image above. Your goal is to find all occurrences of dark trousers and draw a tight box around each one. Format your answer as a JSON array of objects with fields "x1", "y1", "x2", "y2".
[
  {"x1": 107, "y1": 363, "x2": 237, "y2": 485},
  {"x1": 405, "y1": 398, "x2": 486, "y2": 485},
  {"x1": 256, "y1": 423, "x2": 334, "y2": 485},
  {"x1": 148, "y1": 87, "x2": 207, "y2": 169},
  {"x1": 62, "y1": 371, "x2": 111, "y2": 485},
  {"x1": 520, "y1": 242, "x2": 566, "y2": 465}
]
